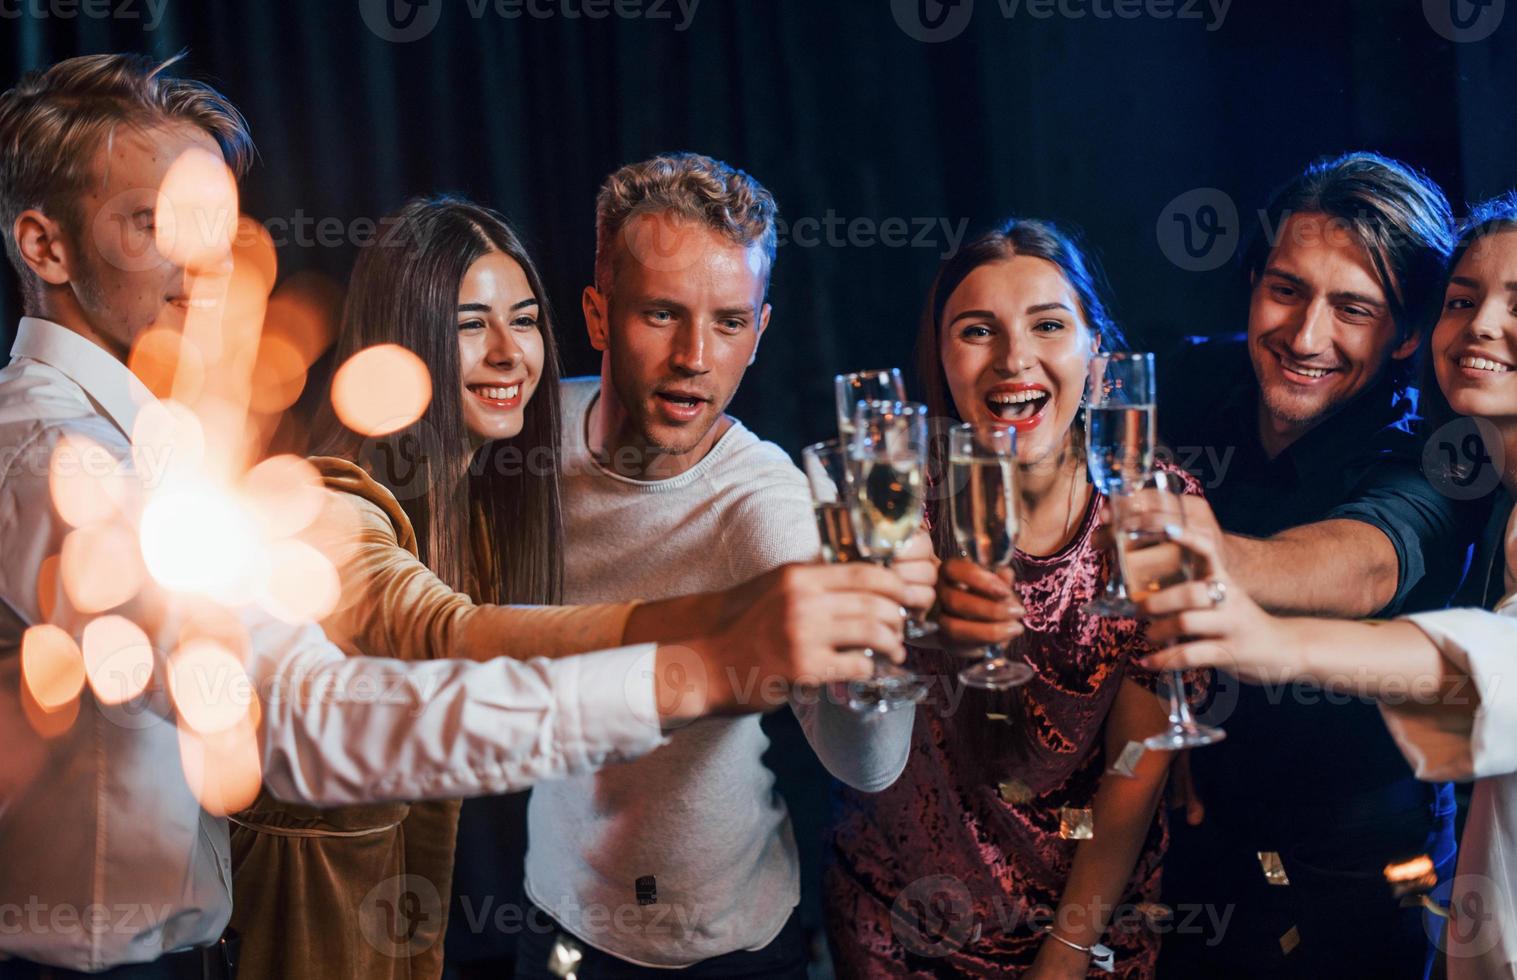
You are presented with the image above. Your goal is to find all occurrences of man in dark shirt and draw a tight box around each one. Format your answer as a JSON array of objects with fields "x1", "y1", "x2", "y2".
[{"x1": 1156, "y1": 153, "x2": 1472, "y2": 979}]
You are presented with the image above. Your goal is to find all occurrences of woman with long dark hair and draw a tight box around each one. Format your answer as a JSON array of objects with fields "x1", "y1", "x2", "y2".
[
  {"x1": 226, "y1": 196, "x2": 910, "y2": 980},
  {"x1": 1139, "y1": 194, "x2": 1517, "y2": 980},
  {"x1": 825, "y1": 218, "x2": 1205, "y2": 978}
]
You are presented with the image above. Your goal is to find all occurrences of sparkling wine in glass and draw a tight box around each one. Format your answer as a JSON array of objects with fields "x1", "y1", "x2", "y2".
[
  {"x1": 842, "y1": 401, "x2": 931, "y2": 712},
  {"x1": 802, "y1": 439, "x2": 922, "y2": 711},
  {"x1": 1083, "y1": 352, "x2": 1156, "y2": 618},
  {"x1": 834, "y1": 368, "x2": 940, "y2": 645},
  {"x1": 948, "y1": 424, "x2": 1033, "y2": 690},
  {"x1": 834, "y1": 369, "x2": 906, "y2": 440},
  {"x1": 1111, "y1": 471, "x2": 1225, "y2": 750}
]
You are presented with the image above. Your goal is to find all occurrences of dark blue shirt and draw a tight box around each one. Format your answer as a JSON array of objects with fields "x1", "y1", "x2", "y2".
[{"x1": 1159, "y1": 339, "x2": 1474, "y2": 805}]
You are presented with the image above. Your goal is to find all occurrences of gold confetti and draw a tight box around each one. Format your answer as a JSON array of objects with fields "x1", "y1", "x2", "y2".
[
  {"x1": 1257, "y1": 851, "x2": 1290, "y2": 886},
  {"x1": 1059, "y1": 807, "x2": 1094, "y2": 840},
  {"x1": 548, "y1": 934, "x2": 583, "y2": 979},
  {"x1": 1279, "y1": 925, "x2": 1300, "y2": 955},
  {"x1": 998, "y1": 779, "x2": 1034, "y2": 804},
  {"x1": 1108, "y1": 740, "x2": 1146, "y2": 778}
]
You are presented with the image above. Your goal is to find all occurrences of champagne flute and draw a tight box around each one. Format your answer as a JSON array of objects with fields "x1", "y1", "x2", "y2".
[
  {"x1": 1111, "y1": 471, "x2": 1226, "y2": 750},
  {"x1": 834, "y1": 369, "x2": 906, "y2": 439},
  {"x1": 948, "y1": 423, "x2": 1033, "y2": 690},
  {"x1": 835, "y1": 368, "x2": 941, "y2": 645},
  {"x1": 1082, "y1": 352, "x2": 1156, "y2": 617},
  {"x1": 842, "y1": 400, "x2": 931, "y2": 712},
  {"x1": 802, "y1": 439, "x2": 866, "y2": 566}
]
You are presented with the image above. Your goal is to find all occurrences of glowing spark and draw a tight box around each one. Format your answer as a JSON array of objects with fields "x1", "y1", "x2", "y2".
[
  {"x1": 81, "y1": 615, "x2": 154, "y2": 706},
  {"x1": 330, "y1": 344, "x2": 431, "y2": 437},
  {"x1": 21, "y1": 624, "x2": 85, "y2": 711}
]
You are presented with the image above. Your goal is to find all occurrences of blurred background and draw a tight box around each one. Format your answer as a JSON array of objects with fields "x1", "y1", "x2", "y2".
[{"x1": 4, "y1": 0, "x2": 1515, "y2": 454}]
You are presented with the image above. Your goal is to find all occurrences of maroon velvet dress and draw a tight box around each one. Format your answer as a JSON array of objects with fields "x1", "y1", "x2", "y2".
[{"x1": 825, "y1": 467, "x2": 1206, "y2": 978}]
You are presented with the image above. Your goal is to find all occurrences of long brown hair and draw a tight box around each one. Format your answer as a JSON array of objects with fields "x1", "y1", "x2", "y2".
[
  {"x1": 913, "y1": 218, "x2": 1124, "y2": 771},
  {"x1": 915, "y1": 217, "x2": 1123, "y2": 560},
  {"x1": 313, "y1": 195, "x2": 563, "y2": 605}
]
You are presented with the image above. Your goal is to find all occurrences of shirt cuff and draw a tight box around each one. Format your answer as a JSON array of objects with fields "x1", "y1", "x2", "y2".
[
  {"x1": 548, "y1": 643, "x2": 668, "y2": 771},
  {"x1": 1391, "y1": 608, "x2": 1517, "y2": 781}
]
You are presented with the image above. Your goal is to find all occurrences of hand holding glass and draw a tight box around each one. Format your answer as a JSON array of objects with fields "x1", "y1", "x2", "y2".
[
  {"x1": 947, "y1": 423, "x2": 1033, "y2": 690},
  {"x1": 841, "y1": 400, "x2": 931, "y2": 712},
  {"x1": 1111, "y1": 471, "x2": 1225, "y2": 750}
]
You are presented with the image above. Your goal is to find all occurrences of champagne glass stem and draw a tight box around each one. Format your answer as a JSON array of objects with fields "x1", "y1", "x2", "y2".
[{"x1": 1167, "y1": 669, "x2": 1193, "y2": 727}]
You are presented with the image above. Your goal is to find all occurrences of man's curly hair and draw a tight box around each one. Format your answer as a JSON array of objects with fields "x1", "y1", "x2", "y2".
[{"x1": 593, "y1": 151, "x2": 778, "y2": 294}]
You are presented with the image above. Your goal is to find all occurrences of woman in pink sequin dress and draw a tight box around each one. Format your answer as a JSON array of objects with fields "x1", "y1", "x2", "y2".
[{"x1": 825, "y1": 219, "x2": 1207, "y2": 979}]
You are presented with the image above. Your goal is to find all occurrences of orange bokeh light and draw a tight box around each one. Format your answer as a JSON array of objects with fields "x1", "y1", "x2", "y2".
[
  {"x1": 235, "y1": 213, "x2": 278, "y2": 295},
  {"x1": 168, "y1": 638, "x2": 253, "y2": 735},
  {"x1": 260, "y1": 539, "x2": 341, "y2": 625},
  {"x1": 243, "y1": 455, "x2": 327, "y2": 539},
  {"x1": 178, "y1": 720, "x2": 263, "y2": 817},
  {"x1": 21, "y1": 624, "x2": 85, "y2": 711},
  {"x1": 36, "y1": 555, "x2": 59, "y2": 623},
  {"x1": 154, "y1": 147, "x2": 239, "y2": 272},
  {"x1": 81, "y1": 615, "x2": 155, "y2": 706},
  {"x1": 60, "y1": 523, "x2": 143, "y2": 613},
  {"x1": 20, "y1": 678, "x2": 80, "y2": 739},
  {"x1": 249, "y1": 334, "x2": 309, "y2": 415},
  {"x1": 130, "y1": 328, "x2": 207, "y2": 403},
  {"x1": 131, "y1": 400, "x2": 206, "y2": 489},
  {"x1": 49, "y1": 434, "x2": 125, "y2": 529},
  {"x1": 263, "y1": 273, "x2": 342, "y2": 370},
  {"x1": 330, "y1": 344, "x2": 431, "y2": 437}
]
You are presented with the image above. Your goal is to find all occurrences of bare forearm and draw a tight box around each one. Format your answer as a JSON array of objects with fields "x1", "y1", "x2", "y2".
[
  {"x1": 1224, "y1": 519, "x2": 1399, "y2": 617},
  {"x1": 1051, "y1": 763, "x2": 1169, "y2": 952},
  {"x1": 622, "y1": 592, "x2": 722, "y2": 645},
  {"x1": 1278, "y1": 617, "x2": 1464, "y2": 707},
  {"x1": 1044, "y1": 682, "x2": 1172, "y2": 964}
]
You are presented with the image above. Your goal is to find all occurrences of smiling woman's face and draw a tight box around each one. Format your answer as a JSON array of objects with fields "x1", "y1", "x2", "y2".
[
  {"x1": 456, "y1": 251, "x2": 544, "y2": 449},
  {"x1": 939, "y1": 255, "x2": 1099, "y2": 467},
  {"x1": 1432, "y1": 229, "x2": 1517, "y2": 425}
]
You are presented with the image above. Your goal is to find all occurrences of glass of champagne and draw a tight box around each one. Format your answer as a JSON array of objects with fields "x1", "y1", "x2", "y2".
[
  {"x1": 834, "y1": 369, "x2": 906, "y2": 439},
  {"x1": 947, "y1": 423, "x2": 1033, "y2": 690},
  {"x1": 835, "y1": 368, "x2": 940, "y2": 645},
  {"x1": 842, "y1": 400, "x2": 931, "y2": 712},
  {"x1": 1111, "y1": 471, "x2": 1226, "y2": 750},
  {"x1": 1082, "y1": 352, "x2": 1156, "y2": 618}
]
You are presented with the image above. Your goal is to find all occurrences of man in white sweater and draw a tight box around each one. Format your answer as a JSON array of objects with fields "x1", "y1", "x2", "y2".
[{"x1": 516, "y1": 153, "x2": 931, "y2": 976}]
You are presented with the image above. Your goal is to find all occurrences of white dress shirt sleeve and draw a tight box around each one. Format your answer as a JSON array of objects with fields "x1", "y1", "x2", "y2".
[
  {"x1": 4, "y1": 418, "x2": 668, "y2": 810},
  {"x1": 248, "y1": 618, "x2": 667, "y2": 805},
  {"x1": 1383, "y1": 607, "x2": 1517, "y2": 783},
  {"x1": 721, "y1": 472, "x2": 915, "y2": 793}
]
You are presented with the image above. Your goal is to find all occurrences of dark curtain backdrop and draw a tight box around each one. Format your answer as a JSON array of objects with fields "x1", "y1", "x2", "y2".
[{"x1": 3, "y1": 0, "x2": 1515, "y2": 454}]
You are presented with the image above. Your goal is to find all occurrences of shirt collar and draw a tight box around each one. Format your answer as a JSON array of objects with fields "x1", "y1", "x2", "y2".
[
  {"x1": 9, "y1": 316, "x2": 157, "y2": 439},
  {"x1": 1281, "y1": 376, "x2": 1409, "y2": 477}
]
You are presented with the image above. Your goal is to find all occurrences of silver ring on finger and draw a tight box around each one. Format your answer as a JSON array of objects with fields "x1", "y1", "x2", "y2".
[{"x1": 1206, "y1": 579, "x2": 1228, "y2": 607}]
